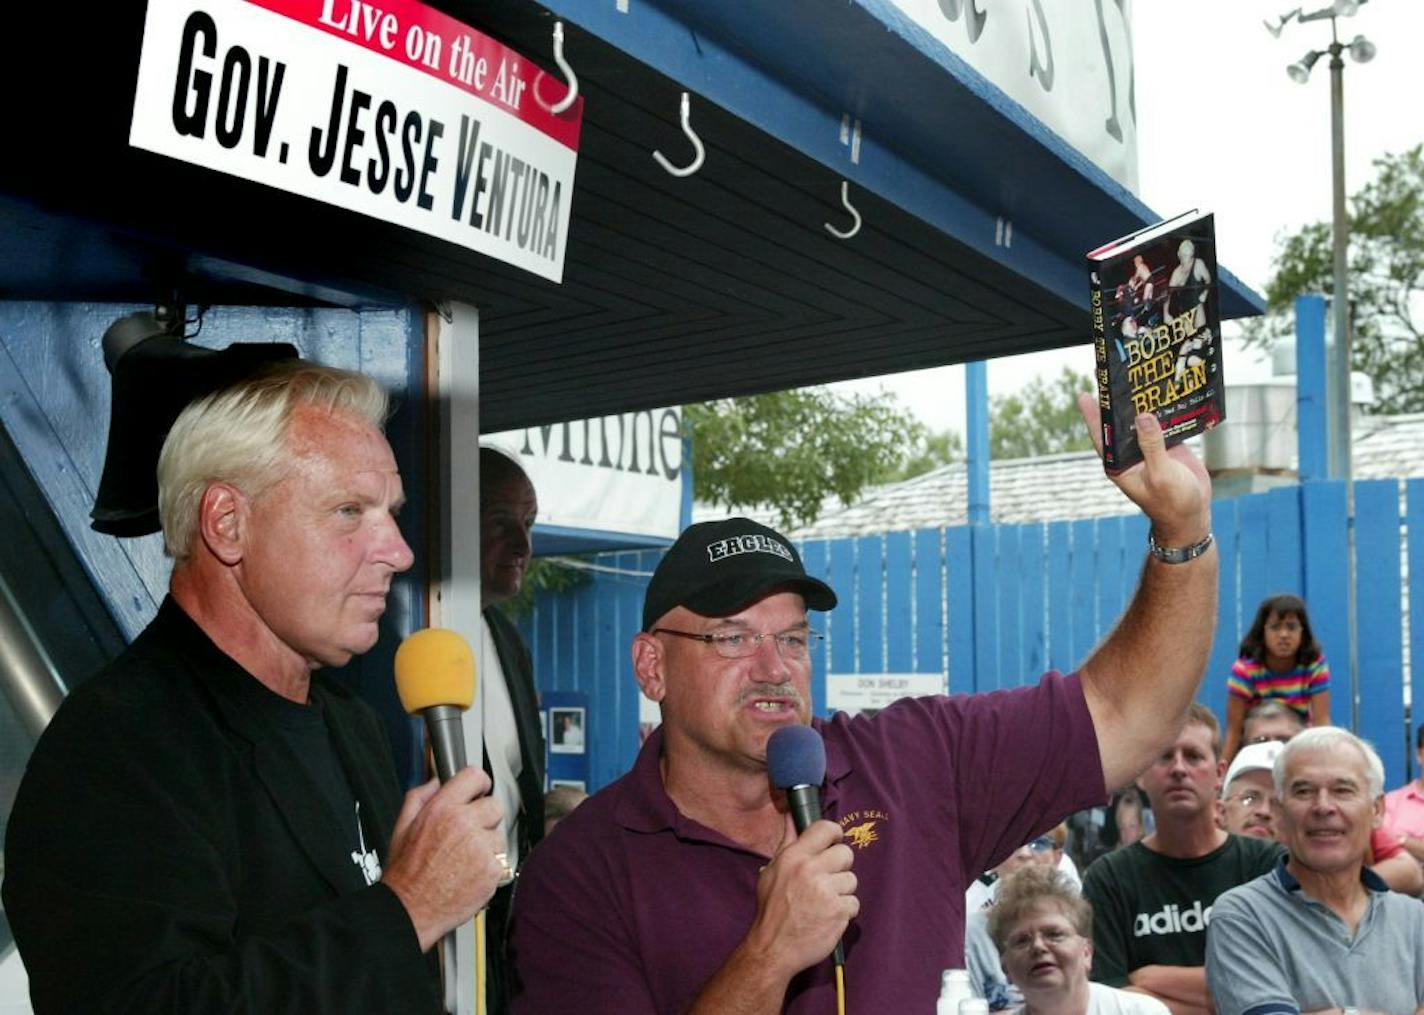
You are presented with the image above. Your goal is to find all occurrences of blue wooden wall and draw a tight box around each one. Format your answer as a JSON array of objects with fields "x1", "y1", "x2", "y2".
[
  {"x1": 524, "y1": 479, "x2": 1424, "y2": 793},
  {"x1": 522, "y1": 550, "x2": 659, "y2": 792}
]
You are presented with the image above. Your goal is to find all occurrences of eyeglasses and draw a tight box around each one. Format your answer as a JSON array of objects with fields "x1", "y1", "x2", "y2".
[
  {"x1": 651, "y1": 627, "x2": 824, "y2": 662},
  {"x1": 1005, "y1": 927, "x2": 1079, "y2": 953},
  {"x1": 1025, "y1": 836, "x2": 1056, "y2": 854},
  {"x1": 1226, "y1": 790, "x2": 1269, "y2": 809},
  {"x1": 1248, "y1": 734, "x2": 1295, "y2": 745}
]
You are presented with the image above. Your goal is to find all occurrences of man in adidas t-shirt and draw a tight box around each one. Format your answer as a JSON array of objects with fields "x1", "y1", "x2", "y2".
[{"x1": 1082, "y1": 703, "x2": 1280, "y2": 1014}]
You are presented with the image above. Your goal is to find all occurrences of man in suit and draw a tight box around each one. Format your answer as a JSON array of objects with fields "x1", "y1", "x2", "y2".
[
  {"x1": 473, "y1": 446, "x2": 547, "y2": 1014},
  {"x1": 4, "y1": 361, "x2": 507, "y2": 1012}
]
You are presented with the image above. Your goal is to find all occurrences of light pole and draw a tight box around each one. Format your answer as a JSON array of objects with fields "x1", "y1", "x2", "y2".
[
  {"x1": 1267, "y1": 0, "x2": 1375, "y2": 730},
  {"x1": 1270, "y1": 0, "x2": 1376, "y2": 481}
]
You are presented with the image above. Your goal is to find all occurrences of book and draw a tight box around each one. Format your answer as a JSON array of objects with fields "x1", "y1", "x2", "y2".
[{"x1": 1087, "y1": 210, "x2": 1224, "y2": 472}]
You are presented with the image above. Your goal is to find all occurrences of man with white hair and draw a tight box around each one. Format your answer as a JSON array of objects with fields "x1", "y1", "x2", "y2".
[
  {"x1": 1219, "y1": 728, "x2": 1421, "y2": 896},
  {"x1": 1206, "y1": 727, "x2": 1424, "y2": 1014},
  {"x1": 4, "y1": 362, "x2": 508, "y2": 1012}
]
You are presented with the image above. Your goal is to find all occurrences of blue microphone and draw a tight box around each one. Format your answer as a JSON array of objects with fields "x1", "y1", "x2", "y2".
[
  {"x1": 767, "y1": 725, "x2": 844, "y2": 967},
  {"x1": 768, "y1": 724, "x2": 827, "y2": 833}
]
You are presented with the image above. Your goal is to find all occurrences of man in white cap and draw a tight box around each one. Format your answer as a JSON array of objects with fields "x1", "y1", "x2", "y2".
[{"x1": 1217, "y1": 741, "x2": 1285, "y2": 841}]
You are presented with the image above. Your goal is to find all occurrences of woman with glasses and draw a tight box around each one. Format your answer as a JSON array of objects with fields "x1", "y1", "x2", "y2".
[
  {"x1": 1222, "y1": 593, "x2": 1330, "y2": 764},
  {"x1": 988, "y1": 866, "x2": 1168, "y2": 1015},
  {"x1": 966, "y1": 827, "x2": 1071, "y2": 1009}
]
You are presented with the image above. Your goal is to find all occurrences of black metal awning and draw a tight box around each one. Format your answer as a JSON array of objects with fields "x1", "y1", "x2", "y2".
[{"x1": 0, "y1": 1, "x2": 1262, "y2": 433}]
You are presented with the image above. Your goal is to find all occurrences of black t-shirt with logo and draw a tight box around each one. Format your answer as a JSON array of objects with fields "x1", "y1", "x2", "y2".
[
  {"x1": 243, "y1": 680, "x2": 380, "y2": 889},
  {"x1": 1081, "y1": 833, "x2": 1283, "y2": 986}
]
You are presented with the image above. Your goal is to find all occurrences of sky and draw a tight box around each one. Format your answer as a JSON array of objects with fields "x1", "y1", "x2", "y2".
[{"x1": 829, "y1": 0, "x2": 1424, "y2": 436}]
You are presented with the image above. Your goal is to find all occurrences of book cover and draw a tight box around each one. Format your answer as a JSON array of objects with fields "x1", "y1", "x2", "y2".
[{"x1": 1088, "y1": 210, "x2": 1224, "y2": 472}]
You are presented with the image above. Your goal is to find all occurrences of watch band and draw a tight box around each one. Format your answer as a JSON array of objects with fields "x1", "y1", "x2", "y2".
[{"x1": 1148, "y1": 530, "x2": 1214, "y2": 564}]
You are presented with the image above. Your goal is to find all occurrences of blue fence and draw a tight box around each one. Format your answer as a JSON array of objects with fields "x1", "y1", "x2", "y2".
[{"x1": 522, "y1": 477, "x2": 1424, "y2": 793}]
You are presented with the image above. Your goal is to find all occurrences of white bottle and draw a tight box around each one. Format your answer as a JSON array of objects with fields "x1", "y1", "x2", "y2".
[
  {"x1": 937, "y1": 969, "x2": 973, "y2": 1015},
  {"x1": 960, "y1": 1000, "x2": 990, "y2": 1015}
]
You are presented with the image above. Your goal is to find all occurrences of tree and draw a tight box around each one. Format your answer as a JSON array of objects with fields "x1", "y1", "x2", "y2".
[
  {"x1": 987, "y1": 366, "x2": 1096, "y2": 460},
  {"x1": 1243, "y1": 145, "x2": 1424, "y2": 414},
  {"x1": 500, "y1": 556, "x2": 588, "y2": 619},
  {"x1": 891, "y1": 365, "x2": 1095, "y2": 481},
  {"x1": 685, "y1": 388, "x2": 923, "y2": 528},
  {"x1": 881, "y1": 428, "x2": 965, "y2": 483},
  {"x1": 504, "y1": 389, "x2": 920, "y2": 612}
]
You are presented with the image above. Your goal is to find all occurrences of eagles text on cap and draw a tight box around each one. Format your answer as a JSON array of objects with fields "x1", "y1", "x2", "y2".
[{"x1": 706, "y1": 534, "x2": 794, "y2": 563}]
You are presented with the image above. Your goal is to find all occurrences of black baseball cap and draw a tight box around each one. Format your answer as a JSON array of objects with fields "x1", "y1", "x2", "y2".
[{"x1": 642, "y1": 518, "x2": 837, "y2": 631}]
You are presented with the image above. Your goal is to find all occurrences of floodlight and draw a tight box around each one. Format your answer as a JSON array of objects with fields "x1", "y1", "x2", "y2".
[
  {"x1": 1348, "y1": 35, "x2": 1376, "y2": 63},
  {"x1": 1287, "y1": 49, "x2": 1323, "y2": 83}
]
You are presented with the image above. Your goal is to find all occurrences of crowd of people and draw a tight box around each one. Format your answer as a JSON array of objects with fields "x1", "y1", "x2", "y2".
[
  {"x1": 961, "y1": 708, "x2": 1424, "y2": 1014},
  {"x1": 5, "y1": 358, "x2": 1423, "y2": 1015},
  {"x1": 959, "y1": 669, "x2": 1424, "y2": 1015}
]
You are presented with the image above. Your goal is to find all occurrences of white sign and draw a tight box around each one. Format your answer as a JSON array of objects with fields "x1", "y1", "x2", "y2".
[
  {"x1": 485, "y1": 407, "x2": 684, "y2": 543},
  {"x1": 131, "y1": 0, "x2": 581, "y2": 281},
  {"x1": 886, "y1": 0, "x2": 1138, "y2": 191},
  {"x1": 827, "y1": 672, "x2": 947, "y2": 715}
]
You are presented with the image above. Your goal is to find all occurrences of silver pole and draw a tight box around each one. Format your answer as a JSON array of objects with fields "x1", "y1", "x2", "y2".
[
  {"x1": 1327, "y1": 32, "x2": 1359, "y2": 730},
  {"x1": 1330, "y1": 39, "x2": 1351, "y2": 484},
  {"x1": 0, "y1": 571, "x2": 67, "y2": 738}
]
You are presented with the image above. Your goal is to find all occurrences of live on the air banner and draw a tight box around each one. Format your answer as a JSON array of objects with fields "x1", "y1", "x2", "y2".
[{"x1": 131, "y1": 0, "x2": 582, "y2": 282}]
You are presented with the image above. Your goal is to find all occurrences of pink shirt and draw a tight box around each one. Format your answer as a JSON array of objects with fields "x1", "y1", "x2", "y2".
[{"x1": 1384, "y1": 782, "x2": 1424, "y2": 840}]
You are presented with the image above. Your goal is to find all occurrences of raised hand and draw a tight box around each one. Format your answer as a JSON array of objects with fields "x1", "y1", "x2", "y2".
[{"x1": 1078, "y1": 393, "x2": 1212, "y2": 546}]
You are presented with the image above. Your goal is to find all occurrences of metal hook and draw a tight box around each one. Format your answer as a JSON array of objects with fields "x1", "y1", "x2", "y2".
[
  {"x1": 652, "y1": 92, "x2": 705, "y2": 178},
  {"x1": 534, "y1": 21, "x2": 579, "y2": 115},
  {"x1": 824, "y1": 181, "x2": 862, "y2": 240}
]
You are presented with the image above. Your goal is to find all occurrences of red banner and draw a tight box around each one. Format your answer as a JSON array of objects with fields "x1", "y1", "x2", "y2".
[{"x1": 246, "y1": 0, "x2": 583, "y2": 150}]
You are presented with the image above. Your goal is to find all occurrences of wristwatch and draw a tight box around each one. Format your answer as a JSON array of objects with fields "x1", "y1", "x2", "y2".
[{"x1": 1148, "y1": 530, "x2": 1213, "y2": 565}]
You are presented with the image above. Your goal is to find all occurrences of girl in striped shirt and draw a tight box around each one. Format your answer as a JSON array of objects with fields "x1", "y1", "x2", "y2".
[{"x1": 1222, "y1": 593, "x2": 1330, "y2": 764}]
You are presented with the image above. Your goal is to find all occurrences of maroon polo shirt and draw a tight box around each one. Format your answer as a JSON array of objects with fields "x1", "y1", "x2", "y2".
[{"x1": 510, "y1": 671, "x2": 1105, "y2": 1013}]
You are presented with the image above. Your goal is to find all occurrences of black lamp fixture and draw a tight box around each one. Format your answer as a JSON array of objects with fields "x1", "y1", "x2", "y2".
[{"x1": 90, "y1": 305, "x2": 299, "y2": 537}]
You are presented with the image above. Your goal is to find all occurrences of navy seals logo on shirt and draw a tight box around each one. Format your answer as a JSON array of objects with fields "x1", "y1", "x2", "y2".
[{"x1": 839, "y1": 809, "x2": 889, "y2": 850}]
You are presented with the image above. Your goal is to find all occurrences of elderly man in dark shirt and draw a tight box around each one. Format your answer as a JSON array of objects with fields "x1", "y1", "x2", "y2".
[{"x1": 5, "y1": 362, "x2": 507, "y2": 1013}]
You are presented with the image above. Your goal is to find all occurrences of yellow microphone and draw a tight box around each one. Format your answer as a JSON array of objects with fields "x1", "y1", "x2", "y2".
[{"x1": 395, "y1": 628, "x2": 476, "y2": 783}]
